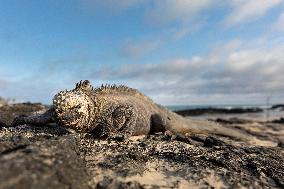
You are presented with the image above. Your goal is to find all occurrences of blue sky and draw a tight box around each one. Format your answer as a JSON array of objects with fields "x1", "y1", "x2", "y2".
[{"x1": 0, "y1": 0, "x2": 284, "y2": 105}]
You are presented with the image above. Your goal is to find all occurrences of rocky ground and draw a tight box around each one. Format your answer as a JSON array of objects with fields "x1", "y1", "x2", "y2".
[{"x1": 0, "y1": 103, "x2": 283, "y2": 189}]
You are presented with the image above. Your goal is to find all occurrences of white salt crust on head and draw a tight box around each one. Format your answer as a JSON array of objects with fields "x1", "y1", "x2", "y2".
[{"x1": 52, "y1": 89, "x2": 93, "y2": 132}]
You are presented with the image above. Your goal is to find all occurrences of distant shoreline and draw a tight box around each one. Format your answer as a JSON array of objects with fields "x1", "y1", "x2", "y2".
[
  {"x1": 170, "y1": 104, "x2": 284, "y2": 116},
  {"x1": 167, "y1": 104, "x2": 284, "y2": 111}
]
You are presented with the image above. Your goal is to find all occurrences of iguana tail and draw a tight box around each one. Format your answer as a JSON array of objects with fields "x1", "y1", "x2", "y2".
[{"x1": 158, "y1": 109, "x2": 274, "y2": 146}]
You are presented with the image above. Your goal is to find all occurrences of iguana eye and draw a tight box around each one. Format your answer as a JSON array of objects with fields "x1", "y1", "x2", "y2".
[{"x1": 74, "y1": 104, "x2": 81, "y2": 109}]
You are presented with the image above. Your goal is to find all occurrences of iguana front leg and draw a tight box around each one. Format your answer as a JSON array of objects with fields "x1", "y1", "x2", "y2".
[
  {"x1": 94, "y1": 105, "x2": 138, "y2": 137},
  {"x1": 12, "y1": 108, "x2": 55, "y2": 126},
  {"x1": 112, "y1": 105, "x2": 138, "y2": 135}
]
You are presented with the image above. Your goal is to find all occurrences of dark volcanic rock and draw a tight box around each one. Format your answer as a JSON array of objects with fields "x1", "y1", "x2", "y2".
[
  {"x1": 0, "y1": 103, "x2": 48, "y2": 126},
  {"x1": 203, "y1": 136, "x2": 226, "y2": 147},
  {"x1": 175, "y1": 107, "x2": 263, "y2": 116},
  {"x1": 214, "y1": 117, "x2": 254, "y2": 124},
  {"x1": 271, "y1": 104, "x2": 284, "y2": 111},
  {"x1": 0, "y1": 121, "x2": 7, "y2": 128},
  {"x1": 278, "y1": 141, "x2": 284, "y2": 148},
  {"x1": 0, "y1": 126, "x2": 89, "y2": 189},
  {"x1": 271, "y1": 117, "x2": 284, "y2": 124},
  {"x1": 0, "y1": 103, "x2": 284, "y2": 189}
]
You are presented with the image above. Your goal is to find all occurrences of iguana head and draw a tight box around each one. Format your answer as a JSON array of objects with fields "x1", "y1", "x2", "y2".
[{"x1": 53, "y1": 80, "x2": 95, "y2": 132}]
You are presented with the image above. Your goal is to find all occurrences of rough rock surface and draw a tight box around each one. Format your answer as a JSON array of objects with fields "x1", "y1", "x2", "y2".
[{"x1": 0, "y1": 103, "x2": 284, "y2": 189}]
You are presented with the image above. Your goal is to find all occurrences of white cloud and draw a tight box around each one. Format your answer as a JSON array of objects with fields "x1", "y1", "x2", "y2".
[
  {"x1": 142, "y1": 0, "x2": 213, "y2": 41},
  {"x1": 4, "y1": 37, "x2": 283, "y2": 105},
  {"x1": 172, "y1": 19, "x2": 207, "y2": 40},
  {"x1": 119, "y1": 20, "x2": 207, "y2": 58},
  {"x1": 120, "y1": 38, "x2": 162, "y2": 58},
  {"x1": 273, "y1": 12, "x2": 284, "y2": 32},
  {"x1": 92, "y1": 37, "x2": 284, "y2": 105},
  {"x1": 226, "y1": 48, "x2": 282, "y2": 71},
  {"x1": 224, "y1": 0, "x2": 283, "y2": 25},
  {"x1": 0, "y1": 79, "x2": 8, "y2": 89},
  {"x1": 145, "y1": 0, "x2": 212, "y2": 25},
  {"x1": 93, "y1": 56, "x2": 207, "y2": 81}
]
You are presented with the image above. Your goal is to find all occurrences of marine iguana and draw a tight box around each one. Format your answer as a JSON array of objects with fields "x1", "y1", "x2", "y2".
[{"x1": 13, "y1": 80, "x2": 257, "y2": 142}]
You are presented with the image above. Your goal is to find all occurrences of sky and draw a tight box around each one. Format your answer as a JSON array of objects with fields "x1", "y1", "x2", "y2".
[{"x1": 0, "y1": 0, "x2": 284, "y2": 105}]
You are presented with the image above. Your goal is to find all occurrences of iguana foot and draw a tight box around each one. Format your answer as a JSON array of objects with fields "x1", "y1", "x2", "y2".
[
  {"x1": 11, "y1": 115, "x2": 29, "y2": 126},
  {"x1": 11, "y1": 108, "x2": 55, "y2": 127}
]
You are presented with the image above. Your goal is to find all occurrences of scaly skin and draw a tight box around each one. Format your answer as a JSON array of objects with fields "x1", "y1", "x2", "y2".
[{"x1": 13, "y1": 80, "x2": 256, "y2": 142}]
